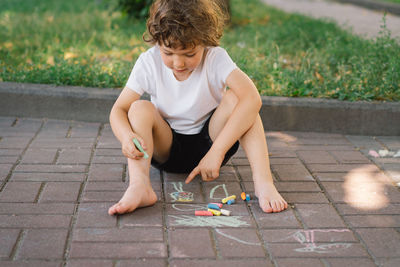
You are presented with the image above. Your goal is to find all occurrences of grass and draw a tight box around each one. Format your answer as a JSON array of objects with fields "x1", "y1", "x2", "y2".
[{"x1": 0, "y1": 0, "x2": 399, "y2": 101}]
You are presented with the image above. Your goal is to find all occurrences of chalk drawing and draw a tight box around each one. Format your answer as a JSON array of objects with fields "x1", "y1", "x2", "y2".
[
  {"x1": 289, "y1": 229, "x2": 352, "y2": 253},
  {"x1": 169, "y1": 215, "x2": 249, "y2": 228},
  {"x1": 209, "y1": 184, "x2": 229, "y2": 200},
  {"x1": 170, "y1": 182, "x2": 194, "y2": 202},
  {"x1": 215, "y1": 229, "x2": 260, "y2": 246},
  {"x1": 171, "y1": 203, "x2": 206, "y2": 211}
]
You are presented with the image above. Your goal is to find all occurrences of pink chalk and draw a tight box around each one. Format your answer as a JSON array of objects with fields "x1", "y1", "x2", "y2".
[
  {"x1": 210, "y1": 203, "x2": 223, "y2": 208},
  {"x1": 195, "y1": 210, "x2": 213, "y2": 216}
]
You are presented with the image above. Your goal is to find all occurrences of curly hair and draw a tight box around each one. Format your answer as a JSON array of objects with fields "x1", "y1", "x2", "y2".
[{"x1": 143, "y1": 0, "x2": 228, "y2": 49}]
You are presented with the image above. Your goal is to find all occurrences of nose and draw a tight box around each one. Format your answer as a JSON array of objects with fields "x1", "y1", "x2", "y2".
[{"x1": 173, "y1": 55, "x2": 185, "y2": 69}]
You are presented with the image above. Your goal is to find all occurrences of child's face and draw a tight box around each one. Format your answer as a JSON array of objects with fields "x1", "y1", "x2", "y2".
[{"x1": 159, "y1": 44, "x2": 205, "y2": 81}]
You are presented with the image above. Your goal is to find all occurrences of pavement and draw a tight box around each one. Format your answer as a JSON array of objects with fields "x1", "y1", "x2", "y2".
[
  {"x1": 0, "y1": 116, "x2": 400, "y2": 266},
  {"x1": 262, "y1": 0, "x2": 400, "y2": 39}
]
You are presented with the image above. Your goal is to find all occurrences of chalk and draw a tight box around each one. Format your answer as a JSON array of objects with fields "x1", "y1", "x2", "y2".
[
  {"x1": 241, "y1": 192, "x2": 246, "y2": 200},
  {"x1": 208, "y1": 209, "x2": 222, "y2": 216},
  {"x1": 220, "y1": 209, "x2": 231, "y2": 216},
  {"x1": 207, "y1": 203, "x2": 221, "y2": 210},
  {"x1": 227, "y1": 199, "x2": 235, "y2": 205},
  {"x1": 368, "y1": 150, "x2": 379, "y2": 158},
  {"x1": 210, "y1": 203, "x2": 223, "y2": 208},
  {"x1": 246, "y1": 194, "x2": 250, "y2": 201},
  {"x1": 195, "y1": 210, "x2": 213, "y2": 216},
  {"x1": 133, "y1": 138, "x2": 149, "y2": 159},
  {"x1": 222, "y1": 195, "x2": 236, "y2": 204}
]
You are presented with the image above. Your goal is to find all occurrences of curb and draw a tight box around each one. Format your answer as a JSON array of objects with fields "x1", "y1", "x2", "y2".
[
  {"x1": 1, "y1": 82, "x2": 399, "y2": 135},
  {"x1": 334, "y1": 0, "x2": 400, "y2": 16}
]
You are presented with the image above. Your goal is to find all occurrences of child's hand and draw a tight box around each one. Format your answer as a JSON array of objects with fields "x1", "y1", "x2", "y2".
[
  {"x1": 121, "y1": 134, "x2": 146, "y2": 160},
  {"x1": 185, "y1": 151, "x2": 224, "y2": 183}
]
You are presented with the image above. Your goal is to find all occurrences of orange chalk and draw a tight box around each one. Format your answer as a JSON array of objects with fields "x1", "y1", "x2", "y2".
[{"x1": 241, "y1": 192, "x2": 246, "y2": 200}]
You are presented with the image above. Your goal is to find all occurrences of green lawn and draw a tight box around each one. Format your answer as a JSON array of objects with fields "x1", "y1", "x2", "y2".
[{"x1": 0, "y1": 0, "x2": 399, "y2": 101}]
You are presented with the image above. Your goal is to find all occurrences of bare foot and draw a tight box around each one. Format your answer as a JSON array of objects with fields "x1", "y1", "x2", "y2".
[
  {"x1": 255, "y1": 181, "x2": 288, "y2": 213},
  {"x1": 108, "y1": 182, "x2": 157, "y2": 215}
]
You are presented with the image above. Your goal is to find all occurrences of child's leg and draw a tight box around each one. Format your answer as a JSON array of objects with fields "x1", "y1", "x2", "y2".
[
  {"x1": 108, "y1": 100, "x2": 173, "y2": 215},
  {"x1": 209, "y1": 91, "x2": 288, "y2": 213}
]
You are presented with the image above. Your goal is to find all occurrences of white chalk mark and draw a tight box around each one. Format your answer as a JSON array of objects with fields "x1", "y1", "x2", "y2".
[
  {"x1": 215, "y1": 229, "x2": 260, "y2": 246},
  {"x1": 171, "y1": 204, "x2": 206, "y2": 211},
  {"x1": 209, "y1": 184, "x2": 229, "y2": 199},
  {"x1": 169, "y1": 215, "x2": 249, "y2": 228},
  {"x1": 289, "y1": 229, "x2": 352, "y2": 254}
]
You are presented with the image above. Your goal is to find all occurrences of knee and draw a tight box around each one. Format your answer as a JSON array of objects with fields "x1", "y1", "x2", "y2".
[{"x1": 128, "y1": 100, "x2": 156, "y2": 122}]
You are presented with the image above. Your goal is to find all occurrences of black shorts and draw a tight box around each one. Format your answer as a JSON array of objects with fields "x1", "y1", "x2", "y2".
[{"x1": 151, "y1": 114, "x2": 240, "y2": 173}]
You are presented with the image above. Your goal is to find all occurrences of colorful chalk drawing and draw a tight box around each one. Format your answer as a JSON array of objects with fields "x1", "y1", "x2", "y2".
[
  {"x1": 215, "y1": 229, "x2": 260, "y2": 246},
  {"x1": 170, "y1": 182, "x2": 194, "y2": 202},
  {"x1": 172, "y1": 203, "x2": 206, "y2": 211},
  {"x1": 169, "y1": 215, "x2": 249, "y2": 228},
  {"x1": 287, "y1": 229, "x2": 352, "y2": 253}
]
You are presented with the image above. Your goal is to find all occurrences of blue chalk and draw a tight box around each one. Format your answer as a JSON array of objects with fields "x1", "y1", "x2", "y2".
[
  {"x1": 207, "y1": 203, "x2": 221, "y2": 210},
  {"x1": 227, "y1": 199, "x2": 235, "y2": 205},
  {"x1": 246, "y1": 194, "x2": 250, "y2": 201}
]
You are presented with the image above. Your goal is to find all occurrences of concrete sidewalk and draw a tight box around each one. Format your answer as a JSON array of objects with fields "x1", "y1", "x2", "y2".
[
  {"x1": 1, "y1": 116, "x2": 399, "y2": 266},
  {"x1": 262, "y1": 0, "x2": 400, "y2": 39}
]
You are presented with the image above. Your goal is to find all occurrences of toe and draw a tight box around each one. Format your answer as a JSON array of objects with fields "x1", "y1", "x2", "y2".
[
  {"x1": 261, "y1": 200, "x2": 273, "y2": 213},
  {"x1": 108, "y1": 203, "x2": 119, "y2": 215}
]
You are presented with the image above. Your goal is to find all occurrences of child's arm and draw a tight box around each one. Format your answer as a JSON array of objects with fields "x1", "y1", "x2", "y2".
[
  {"x1": 186, "y1": 68, "x2": 261, "y2": 183},
  {"x1": 109, "y1": 87, "x2": 145, "y2": 159}
]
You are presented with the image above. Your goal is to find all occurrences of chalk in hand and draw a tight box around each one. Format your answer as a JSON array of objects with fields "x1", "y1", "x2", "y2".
[{"x1": 133, "y1": 138, "x2": 149, "y2": 159}]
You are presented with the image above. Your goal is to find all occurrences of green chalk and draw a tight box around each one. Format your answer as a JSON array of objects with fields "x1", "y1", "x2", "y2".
[{"x1": 133, "y1": 138, "x2": 149, "y2": 159}]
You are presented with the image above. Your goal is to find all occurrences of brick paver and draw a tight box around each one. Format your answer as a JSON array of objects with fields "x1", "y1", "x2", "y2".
[{"x1": 0, "y1": 116, "x2": 399, "y2": 266}]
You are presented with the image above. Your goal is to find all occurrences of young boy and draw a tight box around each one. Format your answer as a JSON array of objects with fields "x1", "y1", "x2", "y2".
[{"x1": 108, "y1": 0, "x2": 287, "y2": 215}]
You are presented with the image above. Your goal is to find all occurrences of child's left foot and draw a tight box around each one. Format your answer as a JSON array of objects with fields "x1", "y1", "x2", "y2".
[{"x1": 255, "y1": 181, "x2": 288, "y2": 213}]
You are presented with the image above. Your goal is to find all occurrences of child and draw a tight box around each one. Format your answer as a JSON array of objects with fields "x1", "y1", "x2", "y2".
[{"x1": 108, "y1": 0, "x2": 287, "y2": 215}]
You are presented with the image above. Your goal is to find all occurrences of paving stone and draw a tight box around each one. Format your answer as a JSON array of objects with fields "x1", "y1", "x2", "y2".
[
  {"x1": 94, "y1": 148, "x2": 123, "y2": 156},
  {"x1": 66, "y1": 260, "x2": 114, "y2": 267},
  {"x1": 251, "y1": 206, "x2": 302, "y2": 228},
  {"x1": 356, "y1": 228, "x2": 400, "y2": 258},
  {"x1": 307, "y1": 164, "x2": 380, "y2": 173},
  {"x1": 165, "y1": 181, "x2": 204, "y2": 203},
  {"x1": 271, "y1": 164, "x2": 314, "y2": 181},
  {"x1": 269, "y1": 158, "x2": 302, "y2": 165},
  {"x1": 268, "y1": 150, "x2": 298, "y2": 159},
  {"x1": 0, "y1": 156, "x2": 19, "y2": 164},
  {"x1": 76, "y1": 203, "x2": 116, "y2": 228},
  {"x1": 10, "y1": 173, "x2": 86, "y2": 182},
  {"x1": 261, "y1": 228, "x2": 356, "y2": 243},
  {"x1": 274, "y1": 258, "x2": 324, "y2": 267},
  {"x1": 314, "y1": 171, "x2": 392, "y2": 183},
  {"x1": 96, "y1": 136, "x2": 121, "y2": 149},
  {"x1": 267, "y1": 242, "x2": 368, "y2": 258},
  {"x1": 0, "y1": 137, "x2": 31, "y2": 149},
  {"x1": 69, "y1": 242, "x2": 166, "y2": 259},
  {"x1": 170, "y1": 259, "x2": 273, "y2": 267},
  {"x1": 324, "y1": 258, "x2": 376, "y2": 267},
  {"x1": 119, "y1": 203, "x2": 163, "y2": 227},
  {"x1": 31, "y1": 138, "x2": 96, "y2": 148},
  {"x1": 69, "y1": 122, "x2": 100, "y2": 138},
  {"x1": 297, "y1": 151, "x2": 337, "y2": 164},
  {"x1": 17, "y1": 229, "x2": 68, "y2": 259},
  {"x1": 202, "y1": 182, "x2": 242, "y2": 203},
  {"x1": 290, "y1": 145, "x2": 355, "y2": 151},
  {"x1": 14, "y1": 164, "x2": 87, "y2": 173},
  {"x1": 0, "y1": 229, "x2": 20, "y2": 258},
  {"x1": 88, "y1": 164, "x2": 124, "y2": 182},
  {"x1": 0, "y1": 260, "x2": 62, "y2": 266},
  {"x1": 72, "y1": 227, "x2": 163, "y2": 242},
  {"x1": 237, "y1": 165, "x2": 277, "y2": 182},
  {"x1": 0, "y1": 182, "x2": 42, "y2": 202},
  {"x1": 345, "y1": 135, "x2": 383, "y2": 150},
  {"x1": 85, "y1": 182, "x2": 127, "y2": 191},
  {"x1": 167, "y1": 214, "x2": 254, "y2": 228},
  {"x1": 165, "y1": 202, "x2": 250, "y2": 216},
  {"x1": 0, "y1": 164, "x2": 13, "y2": 181},
  {"x1": 0, "y1": 149, "x2": 24, "y2": 156},
  {"x1": 0, "y1": 215, "x2": 72, "y2": 228},
  {"x1": 281, "y1": 192, "x2": 329, "y2": 204},
  {"x1": 57, "y1": 148, "x2": 92, "y2": 164},
  {"x1": 20, "y1": 148, "x2": 58, "y2": 164},
  {"x1": 344, "y1": 215, "x2": 400, "y2": 228},
  {"x1": 336, "y1": 203, "x2": 400, "y2": 215},
  {"x1": 330, "y1": 150, "x2": 370, "y2": 164},
  {"x1": 0, "y1": 203, "x2": 75, "y2": 215},
  {"x1": 169, "y1": 228, "x2": 215, "y2": 258},
  {"x1": 322, "y1": 181, "x2": 400, "y2": 204},
  {"x1": 376, "y1": 136, "x2": 400, "y2": 149},
  {"x1": 295, "y1": 204, "x2": 346, "y2": 228},
  {"x1": 214, "y1": 228, "x2": 265, "y2": 257},
  {"x1": 39, "y1": 182, "x2": 81, "y2": 203},
  {"x1": 377, "y1": 257, "x2": 400, "y2": 267},
  {"x1": 91, "y1": 155, "x2": 127, "y2": 164},
  {"x1": 118, "y1": 259, "x2": 167, "y2": 267}
]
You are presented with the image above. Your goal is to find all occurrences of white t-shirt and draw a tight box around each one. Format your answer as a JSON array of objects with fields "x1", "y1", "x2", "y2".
[{"x1": 126, "y1": 46, "x2": 237, "y2": 134}]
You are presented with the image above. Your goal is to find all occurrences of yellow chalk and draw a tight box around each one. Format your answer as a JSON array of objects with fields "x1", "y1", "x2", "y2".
[
  {"x1": 208, "y1": 209, "x2": 221, "y2": 216},
  {"x1": 222, "y1": 195, "x2": 236, "y2": 204}
]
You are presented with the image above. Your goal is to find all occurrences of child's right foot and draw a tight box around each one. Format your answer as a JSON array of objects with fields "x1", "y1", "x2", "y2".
[{"x1": 108, "y1": 182, "x2": 157, "y2": 215}]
